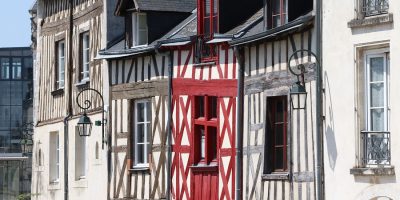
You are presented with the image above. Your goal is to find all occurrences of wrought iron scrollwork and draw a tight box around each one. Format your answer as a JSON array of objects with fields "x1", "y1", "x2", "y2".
[{"x1": 362, "y1": 131, "x2": 390, "y2": 166}]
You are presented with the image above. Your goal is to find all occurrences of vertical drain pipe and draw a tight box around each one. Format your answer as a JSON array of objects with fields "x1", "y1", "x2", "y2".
[
  {"x1": 64, "y1": 0, "x2": 74, "y2": 200},
  {"x1": 234, "y1": 46, "x2": 244, "y2": 200},
  {"x1": 166, "y1": 51, "x2": 173, "y2": 200}
]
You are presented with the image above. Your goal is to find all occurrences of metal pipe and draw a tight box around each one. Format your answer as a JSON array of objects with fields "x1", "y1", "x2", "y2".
[
  {"x1": 166, "y1": 51, "x2": 173, "y2": 200},
  {"x1": 315, "y1": 0, "x2": 324, "y2": 198},
  {"x1": 234, "y1": 46, "x2": 244, "y2": 200}
]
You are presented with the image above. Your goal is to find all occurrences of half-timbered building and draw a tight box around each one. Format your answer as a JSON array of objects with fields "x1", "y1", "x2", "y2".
[
  {"x1": 98, "y1": 1, "x2": 196, "y2": 199},
  {"x1": 31, "y1": 0, "x2": 122, "y2": 199},
  {"x1": 230, "y1": 0, "x2": 317, "y2": 199},
  {"x1": 157, "y1": 0, "x2": 263, "y2": 199}
]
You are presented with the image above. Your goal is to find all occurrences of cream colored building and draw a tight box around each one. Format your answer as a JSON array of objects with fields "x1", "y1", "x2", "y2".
[
  {"x1": 323, "y1": 0, "x2": 400, "y2": 199},
  {"x1": 31, "y1": 0, "x2": 122, "y2": 199}
]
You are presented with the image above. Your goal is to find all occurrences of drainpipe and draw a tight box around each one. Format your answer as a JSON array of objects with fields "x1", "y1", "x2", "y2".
[
  {"x1": 315, "y1": 0, "x2": 324, "y2": 199},
  {"x1": 65, "y1": 0, "x2": 74, "y2": 200},
  {"x1": 166, "y1": 51, "x2": 173, "y2": 200},
  {"x1": 233, "y1": 46, "x2": 244, "y2": 200}
]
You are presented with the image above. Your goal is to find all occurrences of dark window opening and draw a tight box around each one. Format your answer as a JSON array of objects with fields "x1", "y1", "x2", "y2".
[{"x1": 265, "y1": 96, "x2": 288, "y2": 173}]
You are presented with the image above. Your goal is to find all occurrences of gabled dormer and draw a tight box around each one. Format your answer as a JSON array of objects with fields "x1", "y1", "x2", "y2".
[
  {"x1": 264, "y1": 0, "x2": 313, "y2": 29},
  {"x1": 115, "y1": 0, "x2": 196, "y2": 48},
  {"x1": 196, "y1": 0, "x2": 263, "y2": 62}
]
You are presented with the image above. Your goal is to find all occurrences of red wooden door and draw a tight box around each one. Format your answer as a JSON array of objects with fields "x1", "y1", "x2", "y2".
[{"x1": 193, "y1": 171, "x2": 218, "y2": 200}]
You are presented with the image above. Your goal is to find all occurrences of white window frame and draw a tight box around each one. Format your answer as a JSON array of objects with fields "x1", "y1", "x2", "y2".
[
  {"x1": 57, "y1": 40, "x2": 65, "y2": 89},
  {"x1": 365, "y1": 49, "x2": 389, "y2": 132},
  {"x1": 132, "y1": 12, "x2": 148, "y2": 47},
  {"x1": 133, "y1": 99, "x2": 151, "y2": 168},
  {"x1": 49, "y1": 132, "x2": 60, "y2": 183},
  {"x1": 75, "y1": 128, "x2": 87, "y2": 180},
  {"x1": 81, "y1": 32, "x2": 90, "y2": 81}
]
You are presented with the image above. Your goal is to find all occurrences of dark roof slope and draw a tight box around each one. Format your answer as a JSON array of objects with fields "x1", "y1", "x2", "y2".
[{"x1": 135, "y1": 0, "x2": 196, "y2": 12}]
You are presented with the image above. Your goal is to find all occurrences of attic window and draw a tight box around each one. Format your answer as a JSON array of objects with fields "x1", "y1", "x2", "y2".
[
  {"x1": 132, "y1": 13, "x2": 148, "y2": 47},
  {"x1": 201, "y1": 0, "x2": 219, "y2": 38},
  {"x1": 267, "y1": 0, "x2": 312, "y2": 29}
]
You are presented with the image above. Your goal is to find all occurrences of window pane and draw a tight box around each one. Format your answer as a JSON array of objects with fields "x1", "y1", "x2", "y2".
[
  {"x1": 137, "y1": 103, "x2": 145, "y2": 122},
  {"x1": 146, "y1": 101, "x2": 151, "y2": 121},
  {"x1": 138, "y1": 15, "x2": 147, "y2": 29},
  {"x1": 275, "y1": 147, "x2": 284, "y2": 170},
  {"x1": 136, "y1": 144, "x2": 144, "y2": 164},
  {"x1": 1, "y1": 58, "x2": 9, "y2": 79},
  {"x1": 0, "y1": 106, "x2": 10, "y2": 129},
  {"x1": 200, "y1": 127, "x2": 205, "y2": 160},
  {"x1": 370, "y1": 57, "x2": 384, "y2": 82},
  {"x1": 209, "y1": 96, "x2": 217, "y2": 119},
  {"x1": 370, "y1": 108, "x2": 384, "y2": 131},
  {"x1": 137, "y1": 124, "x2": 145, "y2": 143},
  {"x1": 204, "y1": 18, "x2": 210, "y2": 36},
  {"x1": 208, "y1": 126, "x2": 217, "y2": 161},
  {"x1": 275, "y1": 124, "x2": 284, "y2": 145},
  {"x1": 196, "y1": 96, "x2": 205, "y2": 118},
  {"x1": 138, "y1": 30, "x2": 148, "y2": 45},
  {"x1": 273, "y1": 0, "x2": 281, "y2": 14},
  {"x1": 204, "y1": 0, "x2": 211, "y2": 15},
  {"x1": 273, "y1": 16, "x2": 281, "y2": 27},
  {"x1": 0, "y1": 82, "x2": 11, "y2": 105},
  {"x1": 12, "y1": 58, "x2": 21, "y2": 79},
  {"x1": 370, "y1": 82, "x2": 384, "y2": 107}
]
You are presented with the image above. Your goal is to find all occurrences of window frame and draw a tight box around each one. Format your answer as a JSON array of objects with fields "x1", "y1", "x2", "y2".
[
  {"x1": 11, "y1": 58, "x2": 22, "y2": 80},
  {"x1": 264, "y1": 95, "x2": 288, "y2": 174},
  {"x1": 49, "y1": 132, "x2": 60, "y2": 183},
  {"x1": 79, "y1": 32, "x2": 90, "y2": 82},
  {"x1": 55, "y1": 40, "x2": 65, "y2": 90},
  {"x1": 267, "y1": 0, "x2": 288, "y2": 29},
  {"x1": 193, "y1": 96, "x2": 218, "y2": 165},
  {"x1": 132, "y1": 99, "x2": 152, "y2": 168},
  {"x1": 131, "y1": 12, "x2": 148, "y2": 47}
]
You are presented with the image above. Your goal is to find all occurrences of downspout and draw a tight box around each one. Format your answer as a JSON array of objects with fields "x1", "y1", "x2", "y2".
[
  {"x1": 166, "y1": 51, "x2": 173, "y2": 200},
  {"x1": 107, "y1": 61, "x2": 112, "y2": 200},
  {"x1": 233, "y1": 46, "x2": 244, "y2": 200},
  {"x1": 65, "y1": 0, "x2": 74, "y2": 200},
  {"x1": 315, "y1": 0, "x2": 324, "y2": 199}
]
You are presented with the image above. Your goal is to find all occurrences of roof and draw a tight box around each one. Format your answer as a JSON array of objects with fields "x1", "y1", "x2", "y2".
[
  {"x1": 29, "y1": 1, "x2": 37, "y2": 14},
  {"x1": 115, "y1": 0, "x2": 196, "y2": 15},
  {"x1": 135, "y1": 0, "x2": 196, "y2": 12}
]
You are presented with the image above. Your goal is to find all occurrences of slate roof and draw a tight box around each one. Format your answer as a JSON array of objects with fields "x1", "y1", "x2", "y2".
[{"x1": 135, "y1": 0, "x2": 196, "y2": 12}]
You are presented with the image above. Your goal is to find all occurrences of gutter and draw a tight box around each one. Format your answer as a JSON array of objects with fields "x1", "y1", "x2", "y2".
[
  {"x1": 166, "y1": 51, "x2": 173, "y2": 200},
  {"x1": 234, "y1": 46, "x2": 245, "y2": 200}
]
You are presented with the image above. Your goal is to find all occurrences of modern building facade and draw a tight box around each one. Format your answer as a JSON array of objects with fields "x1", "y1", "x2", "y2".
[{"x1": 0, "y1": 47, "x2": 33, "y2": 200}]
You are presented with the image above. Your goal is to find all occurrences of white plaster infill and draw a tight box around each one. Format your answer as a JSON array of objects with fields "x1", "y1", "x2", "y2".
[
  {"x1": 350, "y1": 166, "x2": 395, "y2": 176},
  {"x1": 348, "y1": 13, "x2": 393, "y2": 29}
]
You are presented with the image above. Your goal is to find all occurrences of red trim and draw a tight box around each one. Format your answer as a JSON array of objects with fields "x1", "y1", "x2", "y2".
[{"x1": 172, "y1": 79, "x2": 237, "y2": 96}]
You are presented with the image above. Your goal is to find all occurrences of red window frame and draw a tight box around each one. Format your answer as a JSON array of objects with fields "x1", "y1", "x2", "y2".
[
  {"x1": 266, "y1": 96, "x2": 288, "y2": 172},
  {"x1": 193, "y1": 96, "x2": 218, "y2": 165},
  {"x1": 270, "y1": 0, "x2": 287, "y2": 28},
  {"x1": 198, "y1": 0, "x2": 219, "y2": 62}
]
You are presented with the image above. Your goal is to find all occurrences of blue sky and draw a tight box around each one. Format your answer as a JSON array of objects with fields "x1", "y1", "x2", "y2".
[{"x1": 0, "y1": 0, "x2": 36, "y2": 47}]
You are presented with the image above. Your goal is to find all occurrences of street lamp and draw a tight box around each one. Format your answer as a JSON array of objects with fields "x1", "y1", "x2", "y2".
[
  {"x1": 76, "y1": 87, "x2": 106, "y2": 148},
  {"x1": 288, "y1": 49, "x2": 320, "y2": 110}
]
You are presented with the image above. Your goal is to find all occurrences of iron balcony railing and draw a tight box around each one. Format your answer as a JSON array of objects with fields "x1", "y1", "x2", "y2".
[
  {"x1": 363, "y1": 0, "x2": 389, "y2": 16},
  {"x1": 361, "y1": 131, "x2": 390, "y2": 166}
]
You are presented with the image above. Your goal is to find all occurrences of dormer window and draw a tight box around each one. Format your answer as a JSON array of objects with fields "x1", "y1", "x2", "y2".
[
  {"x1": 132, "y1": 13, "x2": 148, "y2": 47},
  {"x1": 196, "y1": 0, "x2": 219, "y2": 62},
  {"x1": 271, "y1": 0, "x2": 287, "y2": 28}
]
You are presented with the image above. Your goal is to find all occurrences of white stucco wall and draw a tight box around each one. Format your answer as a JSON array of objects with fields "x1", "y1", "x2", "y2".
[{"x1": 323, "y1": 0, "x2": 400, "y2": 199}]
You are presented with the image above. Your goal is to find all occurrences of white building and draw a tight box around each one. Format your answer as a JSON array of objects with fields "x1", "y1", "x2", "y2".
[{"x1": 323, "y1": 0, "x2": 400, "y2": 199}]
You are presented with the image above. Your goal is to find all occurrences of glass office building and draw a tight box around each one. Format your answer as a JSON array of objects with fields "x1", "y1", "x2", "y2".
[{"x1": 0, "y1": 47, "x2": 33, "y2": 200}]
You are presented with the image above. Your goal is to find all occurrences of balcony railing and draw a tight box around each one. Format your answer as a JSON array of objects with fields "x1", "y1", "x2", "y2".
[
  {"x1": 361, "y1": 131, "x2": 390, "y2": 166},
  {"x1": 362, "y1": 0, "x2": 389, "y2": 16}
]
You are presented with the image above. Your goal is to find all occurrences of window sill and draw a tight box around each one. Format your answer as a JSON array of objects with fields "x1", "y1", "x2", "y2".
[
  {"x1": 262, "y1": 173, "x2": 289, "y2": 181},
  {"x1": 129, "y1": 166, "x2": 150, "y2": 173},
  {"x1": 48, "y1": 180, "x2": 61, "y2": 190},
  {"x1": 193, "y1": 61, "x2": 216, "y2": 67},
  {"x1": 72, "y1": 178, "x2": 88, "y2": 188},
  {"x1": 190, "y1": 164, "x2": 218, "y2": 172},
  {"x1": 75, "y1": 80, "x2": 90, "y2": 88},
  {"x1": 51, "y1": 88, "x2": 64, "y2": 96},
  {"x1": 350, "y1": 166, "x2": 395, "y2": 176},
  {"x1": 348, "y1": 13, "x2": 393, "y2": 28}
]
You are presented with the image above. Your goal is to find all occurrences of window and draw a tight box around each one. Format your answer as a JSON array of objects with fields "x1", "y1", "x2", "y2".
[
  {"x1": 361, "y1": 50, "x2": 390, "y2": 166},
  {"x1": 11, "y1": 58, "x2": 21, "y2": 79},
  {"x1": 271, "y1": 0, "x2": 287, "y2": 28},
  {"x1": 75, "y1": 129, "x2": 87, "y2": 180},
  {"x1": 132, "y1": 13, "x2": 148, "y2": 46},
  {"x1": 265, "y1": 96, "x2": 288, "y2": 173},
  {"x1": 197, "y1": 0, "x2": 219, "y2": 61},
  {"x1": 55, "y1": 40, "x2": 65, "y2": 89},
  {"x1": 363, "y1": 0, "x2": 389, "y2": 17},
  {"x1": 193, "y1": 96, "x2": 218, "y2": 164},
  {"x1": 1, "y1": 58, "x2": 9, "y2": 79},
  {"x1": 80, "y1": 32, "x2": 90, "y2": 81},
  {"x1": 49, "y1": 132, "x2": 59, "y2": 183},
  {"x1": 132, "y1": 99, "x2": 151, "y2": 167}
]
